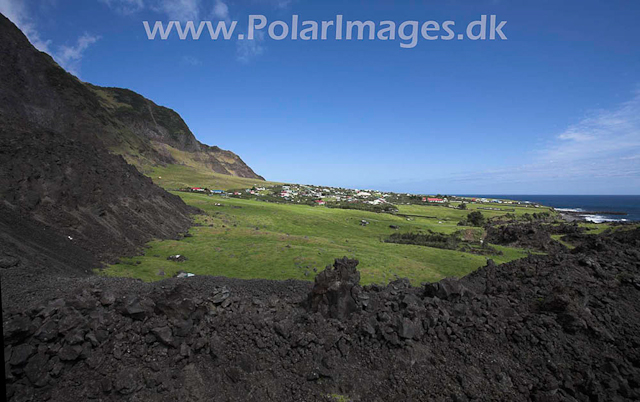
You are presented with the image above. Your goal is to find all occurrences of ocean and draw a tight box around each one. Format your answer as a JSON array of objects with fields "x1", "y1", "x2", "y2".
[{"x1": 458, "y1": 195, "x2": 640, "y2": 222}]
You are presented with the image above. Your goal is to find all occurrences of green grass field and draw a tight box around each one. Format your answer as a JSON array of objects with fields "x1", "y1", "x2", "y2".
[
  {"x1": 398, "y1": 202, "x2": 555, "y2": 220},
  {"x1": 100, "y1": 192, "x2": 536, "y2": 285}
]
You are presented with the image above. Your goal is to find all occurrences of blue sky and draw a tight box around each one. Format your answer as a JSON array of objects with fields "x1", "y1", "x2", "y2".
[{"x1": 1, "y1": 0, "x2": 639, "y2": 195}]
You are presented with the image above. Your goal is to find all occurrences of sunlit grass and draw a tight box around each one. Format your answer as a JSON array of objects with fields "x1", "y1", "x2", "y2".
[{"x1": 100, "y1": 193, "x2": 532, "y2": 285}]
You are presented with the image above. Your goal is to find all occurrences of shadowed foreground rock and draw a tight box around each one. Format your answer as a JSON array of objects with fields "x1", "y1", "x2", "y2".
[
  {"x1": 3, "y1": 228, "x2": 640, "y2": 401},
  {"x1": 306, "y1": 257, "x2": 361, "y2": 320}
]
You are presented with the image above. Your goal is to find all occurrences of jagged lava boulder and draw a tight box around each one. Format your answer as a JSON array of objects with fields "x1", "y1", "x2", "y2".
[{"x1": 306, "y1": 257, "x2": 361, "y2": 320}]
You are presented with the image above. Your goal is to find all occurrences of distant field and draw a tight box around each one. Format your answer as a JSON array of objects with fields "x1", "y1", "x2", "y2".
[
  {"x1": 100, "y1": 193, "x2": 534, "y2": 285},
  {"x1": 147, "y1": 164, "x2": 280, "y2": 191},
  {"x1": 552, "y1": 223, "x2": 636, "y2": 247},
  {"x1": 398, "y1": 202, "x2": 556, "y2": 220}
]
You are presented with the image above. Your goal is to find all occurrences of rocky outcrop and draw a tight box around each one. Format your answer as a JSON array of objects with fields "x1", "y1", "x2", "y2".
[
  {"x1": 4, "y1": 229, "x2": 640, "y2": 401},
  {"x1": 485, "y1": 223, "x2": 567, "y2": 253},
  {"x1": 306, "y1": 257, "x2": 361, "y2": 320}
]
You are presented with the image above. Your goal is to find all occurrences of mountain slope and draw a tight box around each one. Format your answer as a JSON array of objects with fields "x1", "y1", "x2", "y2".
[
  {"x1": 86, "y1": 84, "x2": 264, "y2": 180},
  {"x1": 0, "y1": 13, "x2": 262, "y2": 182},
  {"x1": 0, "y1": 13, "x2": 198, "y2": 270}
]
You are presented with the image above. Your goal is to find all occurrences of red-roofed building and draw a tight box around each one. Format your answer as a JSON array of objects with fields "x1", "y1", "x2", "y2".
[{"x1": 427, "y1": 198, "x2": 445, "y2": 203}]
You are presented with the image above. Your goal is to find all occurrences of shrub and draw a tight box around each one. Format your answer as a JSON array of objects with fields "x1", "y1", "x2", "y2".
[
  {"x1": 385, "y1": 231, "x2": 460, "y2": 250},
  {"x1": 459, "y1": 211, "x2": 485, "y2": 227},
  {"x1": 327, "y1": 202, "x2": 398, "y2": 214}
]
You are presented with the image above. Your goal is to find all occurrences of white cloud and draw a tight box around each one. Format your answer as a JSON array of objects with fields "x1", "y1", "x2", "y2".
[
  {"x1": 152, "y1": 0, "x2": 200, "y2": 21},
  {"x1": 99, "y1": 0, "x2": 144, "y2": 15},
  {"x1": 212, "y1": 0, "x2": 229, "y2": 20},
  {"x1": 539, "y1": 91, "x2": 640, "y2": 171},
  {"x1": 99, "y1": 0, "x2": 271, "y2": 64},
  {"x1": 237, "y1": 30, "x2": 265, "y2": 63},
  {"x1": 100, "y1": 0, "x2": 201, "y2": 21},
  {"x1": 449, "y1": 90, "x2": 640, "y2": 186},
  {"x1": 255, "y1": 0, "x2": 294, "y2": 9},
  {"x1": 0, "y1": 0, "x2": 100, "y2": 76},
  {"x1": 56, "y1": 33, "x2": 101, "y2": 75},
  {"x1": 0, "y1": 0, "x2": 51, "y2": 52},
  {"x1": 557, "y1": 132, "x2": 595, "y2": 142}
]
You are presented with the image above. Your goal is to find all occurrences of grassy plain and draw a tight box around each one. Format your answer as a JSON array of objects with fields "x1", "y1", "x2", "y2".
[{"x1": 100, "y1": 192, "x2": 536, "y2": 285}]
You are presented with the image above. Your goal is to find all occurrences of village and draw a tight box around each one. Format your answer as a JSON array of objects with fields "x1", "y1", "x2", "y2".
[{"x1": 182, "y1": 184, "x2": 543, "y2": 209}]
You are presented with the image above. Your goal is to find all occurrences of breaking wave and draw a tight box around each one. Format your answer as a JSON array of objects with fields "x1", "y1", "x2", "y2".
[
  {"x1": 583, "y1": 215, "x2": 628, "y2": 223},
  {"x1": 556, "y1": 208, "x2": 584, "y2": 212}
]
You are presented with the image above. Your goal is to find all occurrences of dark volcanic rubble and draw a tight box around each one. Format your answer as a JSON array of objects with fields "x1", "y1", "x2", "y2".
[
  {"x1": 485, "y1": 223, "x2": 567, "y2": 253},
  {"x1": 2, "y1": 8, "x2": 640, "y2": 402},
  {"x1": 4, "y1": 228, "x2": 640, "y2": 401}
]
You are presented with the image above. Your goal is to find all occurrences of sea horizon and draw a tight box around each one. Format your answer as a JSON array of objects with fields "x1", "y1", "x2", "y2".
[{"x1": 456, "y1": 194, "x2": 640, "y2": 222}]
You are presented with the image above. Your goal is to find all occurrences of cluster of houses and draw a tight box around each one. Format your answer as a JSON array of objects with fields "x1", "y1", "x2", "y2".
[
  {"x1": 184, "y1": 185, "x2": 541, "y2": 209},
  {"x1": 272, "y1": 185, "x2": 393, "y2": 206},
  {"x1": 186, "y1": 187, "x2": 226, "y2": 194},
  {"x1": 240, "y1": 187, "x2": 267, "y2": 196}
]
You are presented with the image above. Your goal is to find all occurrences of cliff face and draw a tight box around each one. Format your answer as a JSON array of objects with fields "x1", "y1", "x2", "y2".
[
  {"x1": 0, "y1": 13, "x2": 263, "y2": 182},
  {"x1": 0, "y1": 13, "x2": 198, "y2": 269},
  {"x1": 87, "y1": 85, "x2": 265, "y2": 180}
]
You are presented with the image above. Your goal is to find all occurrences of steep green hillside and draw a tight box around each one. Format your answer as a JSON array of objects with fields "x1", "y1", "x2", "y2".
[{"x1": 86, "y1": 84, "x2": 264, "y2": 180}]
